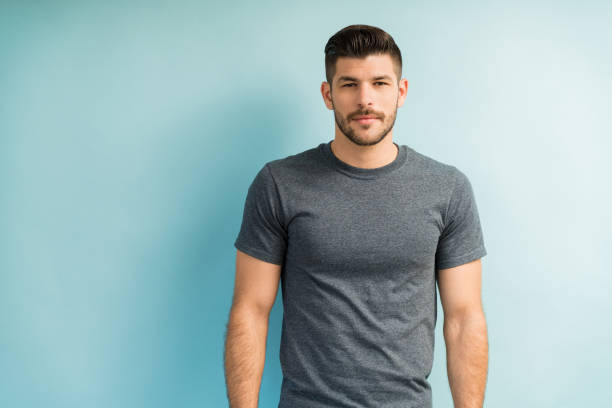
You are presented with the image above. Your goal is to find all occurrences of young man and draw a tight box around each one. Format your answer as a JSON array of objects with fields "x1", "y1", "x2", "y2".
[{"x1": 225, "y1": 24, "x2": 488, "y2": 408}]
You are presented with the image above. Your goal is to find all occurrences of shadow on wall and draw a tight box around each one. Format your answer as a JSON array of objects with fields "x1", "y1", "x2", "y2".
[{"x1": 142, "y1": 85, "x2": 295, "y2": 405}]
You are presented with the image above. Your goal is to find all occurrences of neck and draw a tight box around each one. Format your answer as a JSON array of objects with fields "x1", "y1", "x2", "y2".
[{"x1": 330, "y1": 136, "x2": 398, "y2": 169}]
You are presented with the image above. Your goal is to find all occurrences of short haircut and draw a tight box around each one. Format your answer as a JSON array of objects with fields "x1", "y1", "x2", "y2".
[{"x1": 324, "y1": 24, "x2": 403, "y2": 90}]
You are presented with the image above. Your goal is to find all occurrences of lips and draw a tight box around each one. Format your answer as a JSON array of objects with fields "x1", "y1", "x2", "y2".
[{"x1": 353, "y1": 115, "x2": 378, "y2": 125}]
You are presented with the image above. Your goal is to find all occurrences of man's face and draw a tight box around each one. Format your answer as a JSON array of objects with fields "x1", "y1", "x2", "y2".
[{"x1": 321, "y1": 54, "x2": 408, "y2": 146}]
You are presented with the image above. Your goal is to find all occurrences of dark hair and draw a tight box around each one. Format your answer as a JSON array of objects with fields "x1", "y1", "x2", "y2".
[{"x1": 324, "y1": 24, "x2": 402, "y2": 90}]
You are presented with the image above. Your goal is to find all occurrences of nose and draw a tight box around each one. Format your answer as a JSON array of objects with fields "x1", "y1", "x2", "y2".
[{"x1": 356, "y1": 83, "x2": 374, "y2": 108}]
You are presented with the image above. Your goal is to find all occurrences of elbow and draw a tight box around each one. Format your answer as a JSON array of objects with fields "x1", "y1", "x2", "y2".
[
  {"x1": 443, "y1": 308, "x2": 487, "y2": 339},
  {"x1": 230, "y1": 301, "x2": 272, "y2": 321}
]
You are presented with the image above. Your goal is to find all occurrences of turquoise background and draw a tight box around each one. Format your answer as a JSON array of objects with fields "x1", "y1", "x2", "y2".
[{"x1": 1, "y1": 1, "x2": 610, "y2": 407}]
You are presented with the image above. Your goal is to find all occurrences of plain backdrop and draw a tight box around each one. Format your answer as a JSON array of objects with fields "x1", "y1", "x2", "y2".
[{"x1": 1, "y1": 1, "x2": 611, "y2": 407}]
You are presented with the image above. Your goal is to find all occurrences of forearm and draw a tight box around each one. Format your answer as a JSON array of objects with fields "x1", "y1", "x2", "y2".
[
  {"x1": 443, "y1": 313, "x2": 489, "y2": 408},
  {"x1": 224, "y1": 305, "x2": 269, "y2": 408}
]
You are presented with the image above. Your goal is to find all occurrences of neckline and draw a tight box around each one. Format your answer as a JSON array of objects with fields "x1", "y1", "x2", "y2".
[{"x1": 320, "y1": 139, "x2": 409, "y2": 180}]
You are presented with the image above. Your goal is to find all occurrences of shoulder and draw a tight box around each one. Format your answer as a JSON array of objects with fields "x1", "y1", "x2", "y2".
[
  {"x1": 266, "y1": 145, "x2": 319, "y2": 169},
  {"x1": 260, "y1": 144, "x2": 326, "y2": 184},
  {"x1": 405, "y1": 145, "x2": 466, "y2": 187}
]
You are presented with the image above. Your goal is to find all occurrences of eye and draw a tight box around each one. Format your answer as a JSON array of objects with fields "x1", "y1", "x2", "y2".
[{"x1": 342, "y1": 82, "x2": 387, "y2": 87}]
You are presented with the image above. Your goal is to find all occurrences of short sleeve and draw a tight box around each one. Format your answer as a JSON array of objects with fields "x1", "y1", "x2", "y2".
[
  {"x1": 435, "y1": 168, "x2": 487, "y2": 270},
  {"x1": 234, "y1": 163, "x2": 288, "y2": 265}
]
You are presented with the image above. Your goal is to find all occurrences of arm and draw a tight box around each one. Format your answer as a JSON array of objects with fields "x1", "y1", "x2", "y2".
[
  {"x1": 224, "y1": 249, "x2": 282, "y2": 408},
  {"x1": 437, "y1": 258, "x2": 488, "y2": 408}
]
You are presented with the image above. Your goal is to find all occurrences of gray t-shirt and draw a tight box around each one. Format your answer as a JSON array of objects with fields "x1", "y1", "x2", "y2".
[{"x1": 234, "y1": 140, "x2": 487, "y2": 408}]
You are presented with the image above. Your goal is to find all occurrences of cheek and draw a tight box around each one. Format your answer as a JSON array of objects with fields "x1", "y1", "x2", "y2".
[
  {"x1": 382, "y1": 100, "x2": 397, "y2": 115},
  {"x1": 332, "y1": 95, "x2": 349, "y2": 109},
  {"x1": 332, "y1": 101, "x2": 350, "y2": 116}
]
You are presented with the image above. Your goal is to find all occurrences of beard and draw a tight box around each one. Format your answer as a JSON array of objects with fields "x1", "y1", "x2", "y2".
[{"x1": 331, "y1": 99, "x2": 398, "y2": 147}]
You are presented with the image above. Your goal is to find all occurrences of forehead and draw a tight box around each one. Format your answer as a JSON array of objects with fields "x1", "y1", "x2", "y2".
[{"x1": 334, "y1": 54, "x2": 396, "y2": 81}]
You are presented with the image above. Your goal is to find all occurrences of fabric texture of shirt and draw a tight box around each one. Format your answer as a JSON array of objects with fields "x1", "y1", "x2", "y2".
[{"x1": 233, "y1": 140, "x2": 487, "y2": 408}]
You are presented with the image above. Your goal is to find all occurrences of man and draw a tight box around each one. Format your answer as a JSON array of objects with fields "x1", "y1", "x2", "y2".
[{"x1": 225, "y1": 24, "x2": 488, "y2": 408}]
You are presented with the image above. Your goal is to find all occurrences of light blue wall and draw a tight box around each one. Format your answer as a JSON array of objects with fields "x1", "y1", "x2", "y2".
[{"x1": 1, "y1": 1, "x2": 610, "y2": 407}]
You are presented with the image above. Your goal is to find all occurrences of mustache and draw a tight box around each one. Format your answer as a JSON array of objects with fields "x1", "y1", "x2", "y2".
[{"x1": 350, "y1": 111, "x2": 382, "y2": 119}]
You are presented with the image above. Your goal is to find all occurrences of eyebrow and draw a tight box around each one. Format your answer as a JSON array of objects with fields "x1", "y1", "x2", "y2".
[{"x1": 337, "y1": 75, "x2": 393, "y2": 83}]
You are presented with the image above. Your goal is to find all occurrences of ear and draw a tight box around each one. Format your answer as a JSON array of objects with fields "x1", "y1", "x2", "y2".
[
  {"x1": 397, "y1": 78, "x2": 409, "y2": 108},
  {"x1": 321, "y1": 81, "x2": 334, "y2": 110}
]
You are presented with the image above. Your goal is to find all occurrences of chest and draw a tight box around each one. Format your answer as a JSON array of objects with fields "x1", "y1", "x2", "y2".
[{"x1": 285, "y1": 182, "x2": 444, "y2": 274}]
